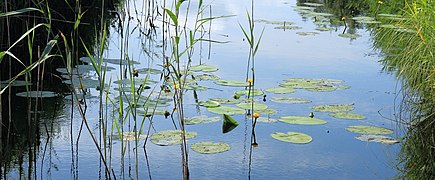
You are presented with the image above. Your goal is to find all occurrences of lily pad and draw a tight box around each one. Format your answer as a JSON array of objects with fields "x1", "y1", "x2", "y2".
[
  {"x1": 296, "y1": 32, "x2": 319, "y2": 36},
  {"x1": 256, "y1": 108, "x2": 278, "y2": 115},
  {"x1": 215, "y1": 80, "x2": 249, "y2": 87},
  {"x1": 114, "y1": 132, "x2": 149, "y2": 141},
  {"x1": 189, "y1": 64, "x2": 218, "y2": 72},
  {"x1": 137, "y1": 68, "x2": 162, "y2": 74},
  {"x1": 315, "y1": 27, "x2": 334, "y2": 31},
  {"x1": 274, "y1": 25, "x2": 302, "y2": 30},
  {"x1": 255, "y1": 19, "x2": 295, "y2": 25},
  {"x1": 136, "y1": 108, "x2": 167, "y2": 116},
  {"x1": 195, "y1": 74, "x2": 220, "y2": 81},
  {"x1": 346, "y1": 125, "x2": 393, "y2": 135},
  {"x1": 1, "y1": 80, "x2": 33, "y2": 87},
  {"x1": 312, "y1": 104, "x2": 354, "y2": 113},
  {"x1": 207, "y1": 106, "x2": 245, "y2": 115},
  {"x1": 303, "y1": 2, "x2": 323, "y2": 6},
  {"x1": 271, "y1": 132, "x2": 313, "y2": 144},
  {"x1": 80, "y1": 56, "x2": 140, "y2": 65},
  {"x1": 191, "y1": 141, "x2": 231, "y2": 154},
  {"x1": 186, "y1": 84, "x2": 208, "y2": 91},
  {"x1": 355, "y1": 134, "x2": 400, "y2": 145},
  {"x1": 265, "y1": 87, "x2": 295, "y2": 94},
  {"x1": 271, "y1": 97, "x2": 311, "y2": 104},
  {"x1": 16, "y1": 91, "x2": 58, "y2": 98},
  {"x1": 279, "y1": 116, "x2": 327, "y2": 125},
  {"x1": 338, "y1": 33, "x2": 361, "y2": 39},
  {"x1": 351, "y1": 16, "x2": 375, "y2": 21},
  {"x1": 330, "y1": 112, "x2": 366, "y2": 120},
  {"x1": 209, "y1": 98, "x2": 239, "y2": 104},
  {"x1": 235, "y1": 89, "x2": 264, "y2": 96},
  {"x1": 199, "y1": 100, "x2": 220, "y2": 108},
  {"x1": 185, "y1": 115, "x2": 221, "y2": 125},
  {"x1": 256, "y1": 117, "x2": 278, "y2": 123},
  {"x1": 113, "y1": 78, "x2": 158, "y2": 85},
  {"x1": 151, "y1": 130, "x2": 197, "y2": 146},
  {"x1": 236, "y1": 102, "x2": 268, "y2": 110}
]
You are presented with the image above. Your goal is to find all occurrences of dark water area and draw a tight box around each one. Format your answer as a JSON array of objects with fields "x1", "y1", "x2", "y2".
[{"x1": 2, "y1": 0, "x2": 427, "y2": 179}]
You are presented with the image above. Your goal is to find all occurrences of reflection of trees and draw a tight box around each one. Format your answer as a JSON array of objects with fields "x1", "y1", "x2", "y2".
[{"x1": 1, "y1": 0, "x2": 122, "y2": 178}]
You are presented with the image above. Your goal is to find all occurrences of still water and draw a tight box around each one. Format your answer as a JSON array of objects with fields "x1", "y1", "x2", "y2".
[{"x1": 4, "y1": 0, "x2": 401, "y2": 179}]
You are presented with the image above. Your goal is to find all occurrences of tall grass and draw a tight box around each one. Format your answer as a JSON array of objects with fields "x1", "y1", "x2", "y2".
[{"x1": 372, "y1": 0, "x2": 435, "y2": 178}]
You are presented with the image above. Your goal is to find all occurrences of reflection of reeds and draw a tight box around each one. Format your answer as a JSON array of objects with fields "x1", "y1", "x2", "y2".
[{"x1": 372, "y1": 0, "x2": 435, "y2": 178}]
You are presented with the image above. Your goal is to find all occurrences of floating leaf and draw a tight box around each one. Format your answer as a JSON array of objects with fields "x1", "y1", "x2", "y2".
[
  {"x1": 186, "y1": 84, "x2": 208, "y2": 91},
  {"x1": 64, "y1": 93, "x2": 96, "y2": 100},
  {"x1": 215, "y1": 80, "x2": 249, "y2": 87},
  {"x1": 191, "y1": 141, "x2": 230, "y2": 154},
  {"x1": 236, "y1": 102, "x2": 268, "y2": 110},
  {"x1": 265, "y1": 87, "x2": 295, "y2": 94},
  {"x1": 137, "y1": 67, "x2": 161, "y2": 74},
  {"x1": 151, "y1": 130, "x2": 197, "y2": 146},
  {"x1": 113, "y1": 132, "x2": 149, "y2": 141},
  {"x1": 222, "y1": 114, "x2": 239, "y2": 133},
  {"x1": 255, "y1": 19, "x2": 295, "y2": 25},
  {"x1": 330, "y1": 112, "x2": 366, "y2": 120},
  {"x1": 16, "y1": 91, "x2": 58, "y2": 98},
  {"x1": 256, "y1": 117, "x2": 278, "y2": 123},
  {"x1": 195, "y1": 74, "x2": 220, "y2": 81},
  {"x1": 338, "y1": 33, "x2": 361, "y2": 39},
  {"x1": 80, "y1": 56, "x2": 140, "y2": 65},
  {"x1": 113, "y1": 78, "x2": 158, "y2": 85},
  {"x1": 296, "y1": 32, "x2": 319, "y2": 36},
  {"x1": 209, "y1": 98, "x2": 240, "y2": 104},
  {"x1": 355, "y1": 135, "x2": 400, "y2": 145},
  {"x1": 189, "y1": 64, "x2": 218, "y2": 72},
  {"x1": 315, "y1": 27, "x2": 334, "y2": 31},
  {"x1": 312, "y1": 104, "x2": 354, "y2": 113},
  {"x1": 136, "y1": 108, "x2": 167, "y2": 116},
  {"x1": 303, "y1": 2, "x2": 323, "y2": 6},
  {"x1": 351, "y1": 16, "x2": 375, "y2": 21},
  {"x1": 280, "y1": 78, "x2": 345, "y2": 92},
  {"x1": 280, "y1": 116, "x2": 327, "y2": 125},
  {"x1": 185, "y1": 115, "x2": 221, "y2": 125},
  {"x1": 235, "y1": 89, "x2": 264, "y2": 96},
  {"x1": 274, "y1": 25, "x2": 302, "y2": 30},
  {"x1": 199, "y1": 100, "x2": 220, "y2": 108},
  {"x1": 271, "y1": 97, "x2": 311, "y2": 104},
  {"x1": 207, "y1": 106, "x2": 245, "y2": 115},
  {"x1": 346, "y1": 125, "x2": 393, "y2": 135},
  {"x1": 256, "y1": 108, "x2": 278, "y2": 115},
  {"x1": 271, "y1": 132, "x2": 312, "y2": 144}
]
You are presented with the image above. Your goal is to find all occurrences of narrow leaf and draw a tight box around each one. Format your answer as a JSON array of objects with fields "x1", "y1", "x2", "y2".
[
  {"x1": 222, "y1": 114, "x2": 239, "y2": 133},
  {"x1": 0, "y1": 8, "x2": 42, "y2": 17},
  {"x1": 163, "y1": 8, "x2": 178, "y2": 27}
]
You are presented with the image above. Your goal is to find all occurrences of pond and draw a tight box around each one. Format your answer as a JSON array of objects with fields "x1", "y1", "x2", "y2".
[{"x1": 1, "y1": 0, "x2": 404, "y2": 179}]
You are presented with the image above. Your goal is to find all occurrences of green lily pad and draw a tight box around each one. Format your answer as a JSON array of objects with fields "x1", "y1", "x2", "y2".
[
  {"x1": 189, "y1": 64, "x2": 218, "y2": 72},
  {"x1": 136, "y1": 108, "x2": 167, "y2": 116},
  {"x1": 308, "y1": 12, "x2": 334, "y2": 17},
  {"x1": 330, "y1": 112, "x2": 366, "y2": 120},
  {"x1": 185, "y1": 115, "x2": 221, "y2": 125},
  {"x1": 346, "y1": 125, "x2": 393, "y2": 135},
  {"x1": 114, "y1": 132, "x2": 149, "y2": 141},
  {"x1": 235, "y1": 89, "x2": 264, "y2": 96},
  {"x1": 1, "y1": 80, "x2": 33, "y2": 87},
  {"x1": 305, "y1": 85, "x2": 338, "y2": 92},
  {"x1": 271, "y1": 97, "x2": 311, "y2": 104},
  {"x1": 63, "y1": 76, "x2": 102, "y2": 89},
  {"x1": 215, "y1": 80, "x2": 249, "y2": 87},
  {"x1": 279, "y1": 116, "x2": 327, "y2": 125},
  {"x1": 312, "y1": 104, "x2": 354, "y2": 113},
  {"x1": 355, "y1": 135, "x2": 400, "y2": 145},
  {"x1": 293, "y1": 6, "x2": 316, "y2": 11},
  {"x1": 280, "y1": 78, "x2": 344, "y2": 90},
  {"x1": 296, "y1": 32, "x2": 319, "y2": 36},
  {"x1": 80, "y1": 56, "x2": 140, "y2": 65},
  {"x1": 315, "y1": 27, "x2": 334, "y2": 31},
  {"x1": 16, "y1": 91, "x2": 58, "y2": 98},
  {"x1": 338, "y1": 33, "x2": 362, "y2": 39},
  {"x1": 151, "y1": 130, "x2": 197, "y2": 146},
  {"x1": 236, "y1": 102, "x2": 268, "y2": 110},
  {"x1": 256, "y1": 117, "x2": 278, "y2": 123},
  {"x1": 207, "y1": 106, "x2": 245, "y2": 115},
  {"x1": 303, "y1": 2, "x2": 323, "y2": 6},
  {"x1": 274, "y1": 25, "x2": 302, "y2": 30},
  {"x1": 191, "y1": 141, "x2": 231, "y2": 154},
  {"x1": 256, "y1": 108, "x2": 278, "y2": 115},
  {"x1": 265, "y1": 87, "x2": 296, "y2": 94},
  {"x1": 113, "y1": 78, "x2": 158, "y2": 85},
  {"x1": 137, "y1": 68, "x2": 162, "y2": 74},
  {"x1": 64, "y1": 93, "x2": 96, "y2": 100},
  {"x1": 199, "y1": 100, "x2": 220, "y2": 108},
  {"x1": 195, "y1": 74, "x2": 220, "y2": 81},
  {"x1": 255, "y1": 19, "x2": 295, "y2": 25},
  {"x1": 271, "y1": 132, "x2": 313, "y2": 144},
  {"x1": 186, "y1": 84, "x2": 208, "y2": 91},
  {"x1": 351, "y1": 16, "x2": 375, "y2": 21},
  {"x1": 209, "y1": 98, "x2": 240, "y2": 104}
]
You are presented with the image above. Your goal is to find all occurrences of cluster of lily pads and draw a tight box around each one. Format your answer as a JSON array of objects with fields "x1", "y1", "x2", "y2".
[{"x1": 256, "y1": 2, "x2": 411, "y2": 40}]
